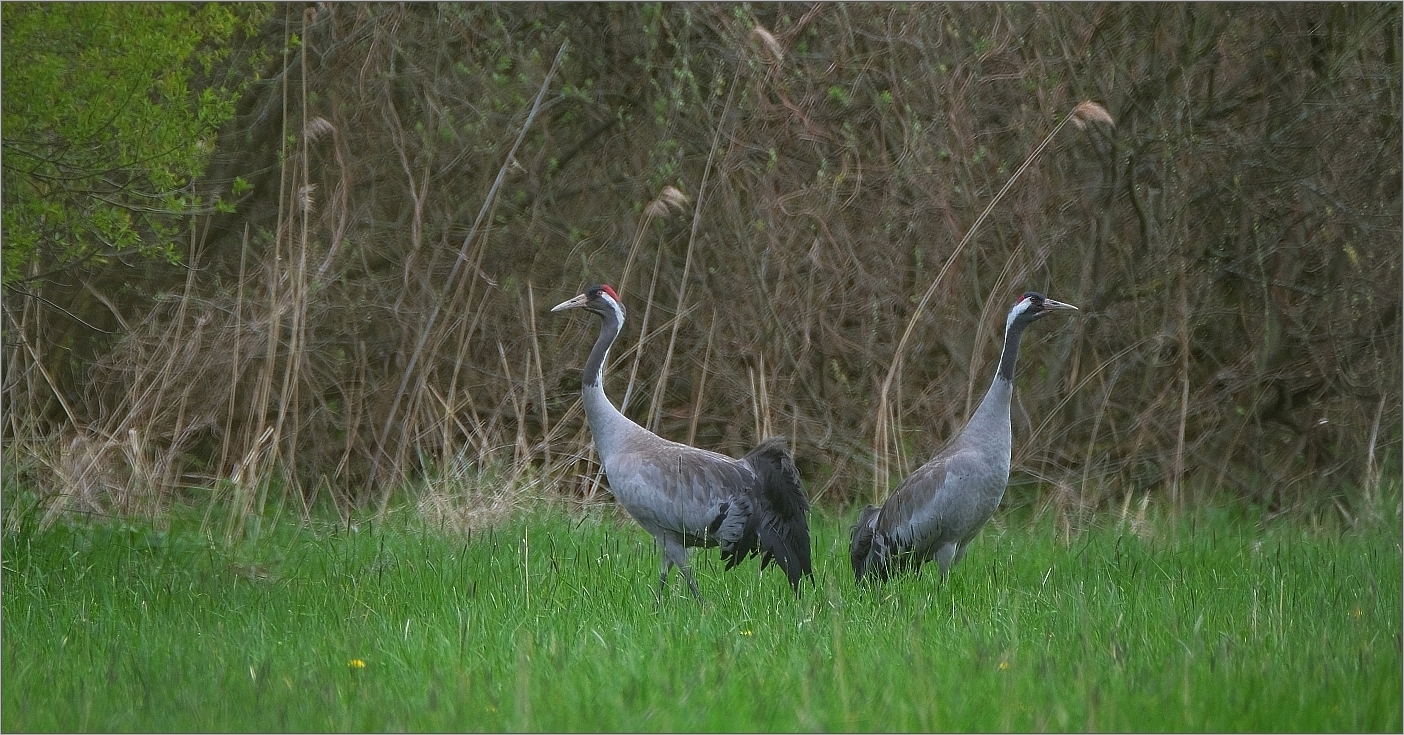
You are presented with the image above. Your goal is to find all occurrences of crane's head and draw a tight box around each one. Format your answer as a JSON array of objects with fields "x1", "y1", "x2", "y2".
[
  {"x1": 551, "y1": 284, "x2": 626, "y2": 323},
  {"x1": 1007, "y1": 291, "x2": 1078, "y2": 330}
]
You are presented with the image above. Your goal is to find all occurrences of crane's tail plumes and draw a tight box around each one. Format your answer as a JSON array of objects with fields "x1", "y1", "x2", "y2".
[
  {"x1": 738, "y1": 436, "x2": 813, "y2": 592},
  {"x1": 849, "y1": 504, "x2": 885, "y2": 583}
]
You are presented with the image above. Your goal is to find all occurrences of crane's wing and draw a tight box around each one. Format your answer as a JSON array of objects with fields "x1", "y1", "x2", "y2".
[
  {"x1": 610, "y1": 442, "x2": 757, "y2": 544},
  {"x1": 849, "y1": 503, "x2": 883, "y2": 581},
  {"x1": 875, "y1": 457, "x2": 950, "y2": 546},
  {"x1": 738, "y1": 436, "x2": 813, "y2": 591},
  {"x1": 850, "y1": 456, "x2": 952, "y2": 582}
]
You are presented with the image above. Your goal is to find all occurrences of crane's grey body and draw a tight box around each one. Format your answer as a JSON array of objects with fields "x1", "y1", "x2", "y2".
[
  {"x1": 851, "y1": 293, "x2": 1076, "y2": 583},
  {"x1": 555, "y1": 285, "x2": 811, "y2": 598}
]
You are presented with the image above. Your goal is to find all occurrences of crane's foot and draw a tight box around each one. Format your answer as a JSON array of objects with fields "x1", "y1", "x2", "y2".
[
  {"x1": 681, "y1": 569, "x2": 702, "y2": 601},
  {"x1": 659, "y1": 539, "x2": 702, "y2": 601}
]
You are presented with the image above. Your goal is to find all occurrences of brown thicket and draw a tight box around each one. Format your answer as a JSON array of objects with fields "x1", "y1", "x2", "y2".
[{"x1": 5, "y1": 3, "x2": 1400, "y2": 527}]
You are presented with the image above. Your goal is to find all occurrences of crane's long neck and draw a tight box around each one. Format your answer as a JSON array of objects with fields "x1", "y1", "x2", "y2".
[
  {"x1": 582, "y1": 308, "x2": 619, "y2": 391},
  {"x1": 969, "y1": 316, "x2": 1030, "y2": 437},
  {"x1": 581, "y1": 307, "x2": 637, "y2": 460},
  {"x1": 995, "y1": 316, "x2": 1030, "y2": 384}
]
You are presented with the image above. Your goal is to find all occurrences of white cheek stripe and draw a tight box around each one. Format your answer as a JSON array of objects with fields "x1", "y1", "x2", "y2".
[
  {"x1": 1007, "y1": 295, "x2": 1038, "y2": 328},
  {"x1": 602, "y1": 293, "x2": 626, "y2": 324}
]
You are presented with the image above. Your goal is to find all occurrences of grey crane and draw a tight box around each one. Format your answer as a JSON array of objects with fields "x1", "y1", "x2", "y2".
[
  {"x1": 552, "y1": 284, "x2": 812, "y2": 598},
  {"x1": 850, "y1": 292, "x2": 1078, "y2": 584}
]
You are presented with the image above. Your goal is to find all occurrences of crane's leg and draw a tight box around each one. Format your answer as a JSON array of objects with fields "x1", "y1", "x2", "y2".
[
  {"x1": 935, "y1": 542, "x2": 959, "y2": 580},
  {"x1": 679, "y1": 566, "x2": 702, "y2": 600},
  {"x1": 657, "y1": 542, "x2": 674, "y2": 598},
  {"x1": 661, "y1": 538, "x2": 701, "y2": 600},
  {"x1": 950, "y1": 542, "x2": 969, "y2": 569}
]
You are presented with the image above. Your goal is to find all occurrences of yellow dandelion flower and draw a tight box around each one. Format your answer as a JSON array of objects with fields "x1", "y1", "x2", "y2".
[
  {"x1": 740, "y1": 630, "x2": 754, "y2": 637},
  {"x1": 998, "y1": 660, "x2": 1010, "y2": 670},
  {"x1": 349, "y1": 658, "x2": 366, "y2": 669}
]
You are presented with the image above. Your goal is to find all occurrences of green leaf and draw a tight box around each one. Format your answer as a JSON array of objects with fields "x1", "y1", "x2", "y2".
[{"x1": 1, "y1": 2, "x2": 270, "y2": 285}]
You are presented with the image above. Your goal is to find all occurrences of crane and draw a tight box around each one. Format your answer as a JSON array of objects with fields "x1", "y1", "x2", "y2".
[
  {"x1": 850, "y1": 292, "x2": 1078, "y2": 584},
  {"x1": 552, "y1": 284, "x2": 812, "y2": 598}
]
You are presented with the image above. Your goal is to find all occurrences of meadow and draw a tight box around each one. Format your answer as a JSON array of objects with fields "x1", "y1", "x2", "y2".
[{"x1": 3, "y1": 493, "x2": 1400, "y2": 732}]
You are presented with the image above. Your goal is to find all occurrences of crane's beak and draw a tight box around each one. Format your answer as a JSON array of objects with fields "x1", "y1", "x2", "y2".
[
  {"x1": 1040, "y1": 298, "x2": 1078, "y2": 314},
  {"x1": 551, "y1": 293, "x2": 588, "y2": 312}
]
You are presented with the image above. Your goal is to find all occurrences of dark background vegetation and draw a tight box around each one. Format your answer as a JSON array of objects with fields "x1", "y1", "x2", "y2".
[{"x1": 4, "y1": 3, "x2": 1400, "y2": 525}]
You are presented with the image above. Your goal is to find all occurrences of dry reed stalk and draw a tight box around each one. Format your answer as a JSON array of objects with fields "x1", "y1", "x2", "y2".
[
  {"x1": 1363, "y1": 394, "x2": 1387, "y2": 522},
  {"x1": 311, "y1": 114, "x2": 349, "y2": 286},
  {"x1": 750, "y1": 25, "x2": 784, "y2": 65},
  {"x1": 748, "y1": 364, "x2": 762, "y2": 442},
  {"x1": 436, "y1": 273, "x2": 531, "y2": 472},
  {"x1": 1114, "y1": 487, "x2": 1153, "y2": 540},
  {"x1": 123, "y1": 428, "x2": 152, "y2": 509},
  {"x1": 370, "y1": 41, "x2": 567, "y2": 491},
  {"x1": 238, "y1": 240, "x2": 281, "y2": 523},
  {"x1": 513, "y1": 346, "x2": 536, "y2": 485},
  {"x1": 397, "y1": 119, "x2": 544, "y2": 496},
  {"x1": 870, "y1": 101, "x2": 1112, "y2": 502},
  {"x1": 1172, "y1": 238, "x2": 1191, "y2": 514},
  {"x1": 224, "y1": 426, "x2": 275, "y2": 544},
  {"x1": 151, "y1": 228, "x2": 209, "y2": 503},
  {"x1": 526, "y1": 285, "x2": 551, "y2": 469},
  {"x1": 1078, "y1": 356, "x2": 1132, "y2": 511},
  {"x1": 416, "y1": 470, "x2": 537, "y2": 537},
  {"x1": 620, "y1": 224, "x2": 668, "y2": 416},
  {"x1": 650, "y1": 65, "x2": 741, "y2": 434},
  {"x1": 227, "y1": 7, "x2": 296, "y2": 536},
  {"x1": 424, "y1": 384, "x2": 476, "y2": 457},
  {"x1": 686, "y1": 309, "x2": 718, "y2": 446},
  {"x1": 35, "y1": 298, "x2": 222, "y2": 521},
  {"x1": 758, "y1": 352, "x2": 772, "y2": 439},
  {"x1": 329, "y1": 338, "x2": 370, "y2": 497},
  {"x1": 375, "y1": 79, "x2": 435, "y2": 499},
  {"x1": 11, "y1": 324, "x2": 78, "y2": 431},
  {"x1": 85, "y1": 227, "x2": 201, "y2": 475},
  {"x1": 218, "y1": 225, "x2": 250, "y2": 480},
  {"x1": 39, "y1": 431, "x2": 110, "y2": 527},
  {"x1": 1031, "y1": 340, "x2": 1147, "y2": 454},
  {"x1": 495, "y1": 342, "x2": 522, "y2": 459},
  {"x1": 442, "y1": 270, "x2": 485, "y2": 465},
  {"x1": 267, "y1": 29, "x2": 319, "y2": 513},
  {"x1": 619, "y1": 186, "x2": 690, "y2": 415},
  {"x1": 2, "y1": 290, "x2": 37, "y2": 452}
]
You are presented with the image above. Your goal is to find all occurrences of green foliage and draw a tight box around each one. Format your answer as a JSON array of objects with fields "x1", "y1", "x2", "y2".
[
  {"x1": 1, "y1": 3, "x2": 1397, "y2": 516},
  {"x1": 3, "y1": 501, "x2": 1399, "y2": 731},
  {"x1": 0, "y1": 3, "x2": 267, "y2": 285}
]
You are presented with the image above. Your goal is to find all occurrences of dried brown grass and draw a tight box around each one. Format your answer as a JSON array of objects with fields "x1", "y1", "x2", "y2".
[{"x1": 3, "y1": 4, "x2": 1398, "y2": 532}]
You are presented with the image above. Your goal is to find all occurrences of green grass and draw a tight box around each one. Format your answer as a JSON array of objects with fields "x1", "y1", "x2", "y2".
[{"x1": 3, "y1": 496, "x2": 1400, "y2": 732}]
